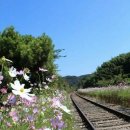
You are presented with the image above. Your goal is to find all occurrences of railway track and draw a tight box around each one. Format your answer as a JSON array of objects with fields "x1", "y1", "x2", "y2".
[{"x1": 71, "y1": 93, "x2": 130, "y2": 130}]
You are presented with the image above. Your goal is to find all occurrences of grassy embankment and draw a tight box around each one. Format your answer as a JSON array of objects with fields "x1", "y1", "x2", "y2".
[{"x1": 78, "y1": 86, "x2": 130, "y2": 107}]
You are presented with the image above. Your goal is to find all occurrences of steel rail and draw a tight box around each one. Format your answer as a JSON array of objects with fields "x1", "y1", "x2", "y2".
[
  {"x1": 76, "y1": 92, "x2": 130, "y2": 121},
  {"x1": 70, "y1": 94, "x2": 96, "y2": 130}
]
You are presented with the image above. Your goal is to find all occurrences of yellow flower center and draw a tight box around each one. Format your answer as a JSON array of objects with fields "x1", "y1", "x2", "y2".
[{"x1": 20, "y1": 88, "x2": 24, "y2": 93}]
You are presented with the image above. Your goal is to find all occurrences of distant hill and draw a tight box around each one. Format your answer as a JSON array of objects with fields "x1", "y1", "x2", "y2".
[{"x1": 62, "y1": 74, "x2": 90, "y2": 88}]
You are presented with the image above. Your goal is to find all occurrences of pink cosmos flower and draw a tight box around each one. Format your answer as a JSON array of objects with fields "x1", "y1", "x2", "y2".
[
  {"x1": 30, "y1": 125, "x2": 35, "y2": 130},
  {"x1": 51, "y1": 97, "x2": 71, "y2": 114},
  {"x1": 6, "y1": 122, "x2": 12, "y2": 127},
  {"x1": 31, "y1": 96, "x2": 37, "y2": 103},
  {"x1": 33, "y1": 108, "x2": 38, "y2": 114},
  {"x1": 51, "y1": 97, "x2": 61, "y2": 108},
  {"x1": 12, "y1": 115, "x2": 19, "y2": 122},
  {"x1": 0, "y1": 87, "x2": 7, "y2": 94},
  {"x1": 21, "y1": 98, "x2": 33, "y2": 106},
  {"x1": 9, "y1": 110, "x2": 17, "y2": 117}
]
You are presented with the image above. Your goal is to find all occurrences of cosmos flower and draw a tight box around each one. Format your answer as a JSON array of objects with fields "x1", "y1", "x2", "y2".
[
  {"x1": 27, "y1": 115, "x2": 34, "y2": 122},
  {"x1": 44, "y1": 85, "x2": 49, "y2": 89},
  {"x1": 17, "y1": 70, "x2": 24, "y2": 75},
  {"x1": 33, "y1": 107, "x2": 38, "y2": 114},
  {"x1": 50, "y1": 117, "x2": 64, "y2": 129},
  {"x1": 10, "y1": 80, "x2": 34, "y2": 101},
  {"x1": 44, "y1": 128, "x2": 51, "y2": 130},
  {"x1": 23, "y1": 73, "x2": 29, "y2": 81},
  {"x1": 8, "y1": 67, "x2": 17, "y2": 77},
  {"x1": 39, "y1": 67, "x2": 48, "y2": 72},
  {"x1": 42, "y1": 82, "x2": 46, "y2": 85},
  {"x1": 51, "y1": 97, "x2": 61, "y2": 108},
  {"x1": 0, "y1": 73, "x2": 3, "y2": 84},
  {"x1": 6, "y1": 122, "x2": 12, "y2": 127},
  {"x1": 0, "y1": 87, "x2": 7, "y2": 94},
  {"x1": 9, "y1": 109, "x2": 17, "y2": 117},
  {"x1": 59, "y1": 105, "x2": 71, "y2": 114},
  {"x1": 12, "y1": 115, "x2": 19, "y2": 122},
  {"x1": 51, "y1": 75, "x2": 56, "y2": 79},
  {"x1": 46, "y1": 78, "x2": 52, "y2": 82},
  {"x1": 51, "y1": 97, "x2": 71, "y2": 114},
  {"x1": 7, "y1": 94, "x2": 17, "y2": 105},
  {"x1": 30, "y1": 125, "x2": 35, "y2": 130}
]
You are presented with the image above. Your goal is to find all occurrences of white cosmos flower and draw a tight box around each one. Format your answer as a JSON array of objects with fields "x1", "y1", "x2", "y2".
[
  {"x1": 10, "y1": 80, "x2": 34, "y2": 101},
  {"x1": 51, "y1": 97, "x2": 70, "y2": 114},
  {"x1": 44, "y1": 128, "x2": 51, "y2": 130},
  {"x1": 39, "y1": 67, "x2": 48, "y2": 72},
  {"x1": 44, "y1": 85, "x2": 49, "y2": 89},
  {"x1": 46, "y1": 78, "x2": 52, "y2": 82},
  {"x1": 8, "y1": 67, "x2": 17, "y2": 77},
  {"x1": 59, "y1": 105, "x2": 71, "y2": 114},
  {"x1": 23, "y1": 73, "x2": 29, "y2": 81}
]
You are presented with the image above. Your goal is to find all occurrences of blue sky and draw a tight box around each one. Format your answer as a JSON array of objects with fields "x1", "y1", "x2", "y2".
[{"x1": 0, "y1": 0, "x2": 130, "y2": 76}]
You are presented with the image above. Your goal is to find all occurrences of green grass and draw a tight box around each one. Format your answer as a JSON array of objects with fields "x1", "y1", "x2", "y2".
[{"x1": 78, "y1": 87, "x2": 130, "y2": 107}]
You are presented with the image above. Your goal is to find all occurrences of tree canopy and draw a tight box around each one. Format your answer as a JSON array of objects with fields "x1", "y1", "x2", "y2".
[
  {"x1": 0, "y1": 26, "x2": 59, "y2": 86},
  {"x1": 82, "y1": 52, "x2": 130, "y2": 88}
]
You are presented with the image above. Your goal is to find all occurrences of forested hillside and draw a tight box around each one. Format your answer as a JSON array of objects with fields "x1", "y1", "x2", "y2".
[
  {"x1": 63, "y1": 74, "x2": 89, "y2": 88},
  {"x1": 82, "y1": 52, "x2": 130, "y2": 88}
]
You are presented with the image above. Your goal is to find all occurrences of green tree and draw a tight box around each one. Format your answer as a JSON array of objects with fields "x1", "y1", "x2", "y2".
[{"x1": 0, "y1": 26, "x2": 59, "y2": 88}]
